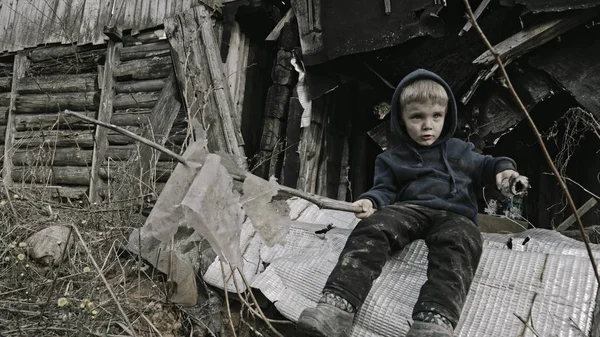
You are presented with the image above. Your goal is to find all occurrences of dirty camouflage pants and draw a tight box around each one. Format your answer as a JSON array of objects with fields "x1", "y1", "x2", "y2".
[{"x1": 323, "y1": 203, "x2": 483, "y2": 328}]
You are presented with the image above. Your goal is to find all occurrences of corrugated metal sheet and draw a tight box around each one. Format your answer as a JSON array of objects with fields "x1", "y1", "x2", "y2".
[
  {"x1": 204, "y1": 199, "x2": 600, "y2": 337},
  {"x1": 0, "y1": 0, "x2": 213, "y2": 53}
]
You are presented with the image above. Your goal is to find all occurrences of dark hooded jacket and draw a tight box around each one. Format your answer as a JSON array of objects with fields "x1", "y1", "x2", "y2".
[{"x1": 360, "y1": 69, "x2": 517, "y2": 224}]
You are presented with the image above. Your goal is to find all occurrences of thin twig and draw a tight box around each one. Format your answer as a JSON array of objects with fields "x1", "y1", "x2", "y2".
[
  {"x1": 232, "y1": 266, "x2": 286, "y2": 336},
  {"x1": 462, "y1": 0, "x2": 600, "y2": 284},
  {"x1": 220, "y1": 260, "x2": 238, "y2": 337},
  {"x1": 514, "y1": 313, "x2": 541, "y2": 337},
  {"x1": 226, "y1": 265, "x2": 292, "y2": 325},
  {"x1": 543, "y1": 172, "x2": 600, "y2": 201},
  {"x1": 71, "y1": 224, "x2": 138, "y2": 337}
]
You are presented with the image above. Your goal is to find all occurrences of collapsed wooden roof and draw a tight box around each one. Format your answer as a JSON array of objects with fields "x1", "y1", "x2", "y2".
[{"x1": 0, "y1": 0, "x2": 219, "y2": 53}]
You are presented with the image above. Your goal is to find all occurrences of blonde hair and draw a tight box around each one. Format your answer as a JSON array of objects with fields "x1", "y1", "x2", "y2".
[{"x1": 399, "y1": 79, "x2": 448, "y2": 109}]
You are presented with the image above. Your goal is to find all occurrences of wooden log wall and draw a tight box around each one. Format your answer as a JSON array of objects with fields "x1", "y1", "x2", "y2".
[
  {"x1": 7, "y1": 46, "x2": 100, "y2": 199},
  {"x1": 106, "y1": 32, "x2": 188, "y2": 199},
  {"x1": 253, "y1": 19, "x2": 352, "y2": 201},
  {"x1": 2, "y1": 32, "x2": 188, "y2": 201},
  {"x1": 254, "y1": 20, "x2": 298, "y2": 180}
]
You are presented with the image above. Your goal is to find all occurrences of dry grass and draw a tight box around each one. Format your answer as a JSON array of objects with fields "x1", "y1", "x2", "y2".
[{"x1": 0, "y1": 145, "x2": 296, "y2": 337}]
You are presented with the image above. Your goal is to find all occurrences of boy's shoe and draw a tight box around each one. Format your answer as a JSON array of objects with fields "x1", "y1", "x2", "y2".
[
  {"x1": 405, "y1": 320, "x2": 454, "y2": 337},
  {"x1": 296, "y1": 302, "x2": 355, "y2": 337}
]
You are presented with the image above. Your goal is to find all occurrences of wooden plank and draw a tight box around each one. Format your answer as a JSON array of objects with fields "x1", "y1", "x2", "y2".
[
  {"x1": 111, "y1": 109, "x2": 152, "y2": 125},
  {"x1": 13, "y1": 148, "x2": 94, "y2": 166},
  {"x1": 122, "y1": 29, "x2": 166, "y2": 46},
  {"x1": 136, "y1": 73, "x2": 181, "y2": 195},
  {"x1": 15, "y1": 92, "x2": 98, "y2": 113},
  {"x1": 13, "y1": 130, "x2": 95, "y2": 148},
  {"x1": 120, "y1": 40, "x2": 171, "y2": 61},
  {"x1": 367, "y1": 120, "x2": 391, "y2": 151},
  {"x1": 459, "y1": 0, "x2": 491, "y2": 36},
  {"x1": 13, "y1": 111, "x2": 96, "y2": 131},
  {"x1": 474, "y1": 10, "x2": 600, "y2": 65},
  {"x1": 115, "y1": 78, "x2": 167, "y2": 93},
  {"x1": 90, "y1": 41, "x2": 119, "y2": 203},
  {"x1": 113, "y1": 91, "x2": 161, "y2": 109},
  {"x1": 165, "y1": 5, "x2": 246, "y2": 167},
  {"x1": 17, "y1": 74, "x2": 98, "y2": 94},
  {"x1": 12, "y1": 166, "x2": 92, "y2": 185},
  {"x1": 478, "y1": 214, "x2": 528, "y2": 233},
  {"x1": 225, "y1": 22, "x2": 250, "y2": 125},
  {"x1": 3, "y1": 54, "x2": 29, "y2": 186},
  {"x1": 0, "y1": 77, "x2": 12, "y2": 92},
  {"x1": 113, "y1": 56, "x2": 173, "y2": 80},
  {"x1": 555, "y1": 198, "x2": 598, "y2": 231},
  {"x1": 266, "y1": 8, "x2": 295, "y2": 41}
]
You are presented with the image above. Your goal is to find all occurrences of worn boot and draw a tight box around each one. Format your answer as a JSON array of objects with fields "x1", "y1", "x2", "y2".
[
  {"x1": 296, "y1": 293, "x2": 355, "y2": 337},
  {"x1": 405, "y1": 312, "x2": 454, "y2": 337}
]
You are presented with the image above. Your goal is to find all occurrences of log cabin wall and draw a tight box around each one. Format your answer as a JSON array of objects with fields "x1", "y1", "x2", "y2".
[
  {"x1": 8, "y1": 46, "x2": 105, "y2": 199},
  {"x1": 1, "y1": 32, "x2": 186, "y2": 201}
]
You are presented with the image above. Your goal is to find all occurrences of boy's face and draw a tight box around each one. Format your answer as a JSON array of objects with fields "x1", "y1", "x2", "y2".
[{"x1": 402, "y1": 101, "x2": 446, "y2": 146}]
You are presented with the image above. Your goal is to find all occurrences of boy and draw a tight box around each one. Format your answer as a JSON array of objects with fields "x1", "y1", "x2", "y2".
[{"x1": 296, "y1": 69, "x2": 524, "y2": 337}]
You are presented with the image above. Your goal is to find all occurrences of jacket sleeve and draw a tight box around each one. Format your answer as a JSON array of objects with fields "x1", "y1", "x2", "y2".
[
  {"x1": 358, "y1": 154, "x2": 398, "y2": 209},
  {"x1": 467, "y1": 142, "x2": 517, "y2": 186}
]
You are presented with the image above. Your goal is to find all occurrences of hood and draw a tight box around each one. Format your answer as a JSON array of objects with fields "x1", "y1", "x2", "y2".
[{"x1": 389, "y1": 69, "x2": 457, "y2": 148}]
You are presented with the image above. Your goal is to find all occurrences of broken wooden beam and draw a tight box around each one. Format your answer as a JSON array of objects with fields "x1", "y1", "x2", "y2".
[
  {"x1": 135, "y1": 73, "x2": 181, "y2": 195},
  {"x1": 555, "y1": 198, "x2": 598, "y2": 231},
  {"x1": 266, "y1": 8, "x2": 295, "y2": 41},
  {"x1": 474, "y1": 9, "x2": 600, "y2": 66},
  {"x1": 459, "y1": 0, "x2": 491, "y2": 36},
  {"x1": 165, "y1": 4, "x2": 246, "y2": 168}
]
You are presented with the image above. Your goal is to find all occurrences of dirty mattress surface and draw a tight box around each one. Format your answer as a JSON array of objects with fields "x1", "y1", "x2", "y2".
[{"x1": 204, "y1": 199, "x2": 600, "y2": 337}]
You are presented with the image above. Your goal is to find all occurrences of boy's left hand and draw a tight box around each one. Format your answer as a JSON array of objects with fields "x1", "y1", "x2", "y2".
[{"x1": 495, "y1": 169, "x2": 520, "y2": 190}]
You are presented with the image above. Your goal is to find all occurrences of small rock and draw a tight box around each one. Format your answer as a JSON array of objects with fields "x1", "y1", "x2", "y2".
[{"x1": 25, "y1": 225, "x2": 74, "y2": 266}]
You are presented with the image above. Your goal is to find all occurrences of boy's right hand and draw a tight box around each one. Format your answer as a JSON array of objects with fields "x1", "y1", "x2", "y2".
[{"x1": 353, "y1": 199, "x2": 375, "y2": 219}]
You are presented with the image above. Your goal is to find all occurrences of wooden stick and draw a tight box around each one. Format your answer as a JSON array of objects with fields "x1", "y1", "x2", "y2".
[
  {"x1": 463, "y1": 0, "x2": 600, "y2": 284},
  {"x1": 63, "y1": 110, "x2": 188, "y2": 166},
  {"x1": 266, "y1": 8, "x2": 295, "y2": 41},
  {"x1": 65, "y1": 110, "x2": 363, "y2": 214},
  {"x1": 556, "y1": 198, "x2": 598, "y2": 231}
]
